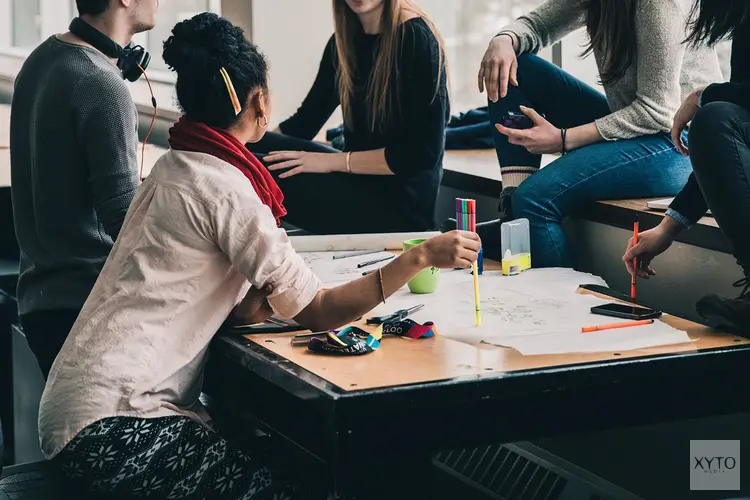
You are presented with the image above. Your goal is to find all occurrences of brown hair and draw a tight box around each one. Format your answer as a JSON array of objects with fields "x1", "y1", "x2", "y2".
[
  {"x1": 685, "y1": 0, "x2": 750, "y2": 46},
  {"x1": 580, "y1": 0, "x2": 638, "y2": 86},
  {"x1": 332, "y1": 0, "x2": 446, "y2": 133}
]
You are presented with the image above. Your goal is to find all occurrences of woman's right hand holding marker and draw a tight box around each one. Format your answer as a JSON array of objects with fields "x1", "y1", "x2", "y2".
[
  {"x1": 421, "y1": 230, "x2": 482, "y2": 269},
  {"x1": 622, "y1": 217, "x2": 683, "y2": 278}
]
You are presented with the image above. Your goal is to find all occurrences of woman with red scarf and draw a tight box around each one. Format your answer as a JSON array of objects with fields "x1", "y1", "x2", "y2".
[{"x1": 35, "y1": 13, "x2": 479, "y2": 500}]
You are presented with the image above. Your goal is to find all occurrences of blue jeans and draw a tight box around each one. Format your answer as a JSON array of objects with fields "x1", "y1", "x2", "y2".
[{"x1": 488, "y1": 54, "x2": 693, "y2": 268}]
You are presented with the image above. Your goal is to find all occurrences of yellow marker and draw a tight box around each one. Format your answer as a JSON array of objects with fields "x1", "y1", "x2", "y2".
[{"x1": 472, "y1": 261, "x2": 481, "y2": 326}]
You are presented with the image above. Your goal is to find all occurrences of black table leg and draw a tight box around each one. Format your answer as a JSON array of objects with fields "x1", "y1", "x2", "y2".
[{"x1": 332, "y1": 437, "x2": 434, "y2": 500}]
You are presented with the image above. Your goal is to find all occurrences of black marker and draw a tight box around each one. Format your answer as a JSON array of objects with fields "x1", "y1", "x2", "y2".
[
  {"x1": 366, "y1": 304, "x2": 425, "y2": 325},
  {"x1": 357, "y1": 254, "x2": 395, "y2": 269}
]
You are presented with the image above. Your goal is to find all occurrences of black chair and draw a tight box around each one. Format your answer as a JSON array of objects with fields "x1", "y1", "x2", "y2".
[
  {"x1": 0, "y1": 417, "x2": 3, "y2": 477},
  {"x1": 0, "y1": 460, "x2": 116, "y2": 500},
  {"x1": 0, "y1": 292, "x2": 16, "y2": 466},
  {"x1": 0, "y1": 460, "x2": 75, "y2": 500}
]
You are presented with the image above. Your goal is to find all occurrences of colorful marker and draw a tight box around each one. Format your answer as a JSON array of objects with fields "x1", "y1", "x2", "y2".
[{"x1": 582, "y1": 319, "x2": 654, "y2": 333}]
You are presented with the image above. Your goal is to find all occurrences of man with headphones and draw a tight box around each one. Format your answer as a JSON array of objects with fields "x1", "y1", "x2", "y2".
[{"x1": 10, "y1": 0, "x2": 158, "y2": 379}]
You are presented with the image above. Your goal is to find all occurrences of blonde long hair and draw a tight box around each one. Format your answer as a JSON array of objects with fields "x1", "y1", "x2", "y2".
[{"x1": 332, "y1": 0, "x2": 446, "y2": 133}]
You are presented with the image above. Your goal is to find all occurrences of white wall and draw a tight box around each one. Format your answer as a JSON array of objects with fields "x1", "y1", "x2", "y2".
[
  {"x1": 252, "y1": 1, "x2": 731, "y2": 131},
  {"x1": 418, "y1": 0, "x2": 553, "y2": 113},
  {"x1": 249, "y1": 0, "x2": 552, "y2": 130},
  {"x1": 251, "y1": 1, "x2": 339, "y2": 130},
  {"x1": 560, "y1": 28, "x2": 602, "y2": 92}
]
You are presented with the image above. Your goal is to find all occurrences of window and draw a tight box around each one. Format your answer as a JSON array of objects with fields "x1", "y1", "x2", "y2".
[
  {"x1": 142, "y1": 0, "x2": 220, "y2": 74},
  {"x1": 254, "y1": 0, "x2": 547, "y2": 129},
  {"x1": 64, "y1": 0, "x2": 221, "y2": 77},
  {"x1": 0, "y1": 0, "x2": 221, "y2": 114},
  {"x1": 0, "y1": 0, "x2": 71, "y2": 52},
  {"x1": 11, "y1": 0, "x2": 41, "y2": 49},
  {"x1": 420, "y1": 0, "x2": 545, "y2": 113}
]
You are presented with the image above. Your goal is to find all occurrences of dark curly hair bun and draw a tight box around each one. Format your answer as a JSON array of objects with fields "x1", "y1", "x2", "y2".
[
  {"x1": 163, "y1": 13, "x2": 234, "y2": 73},
  {"x1": 163, "y1": 12, "x2": 269, "y2": 129}
]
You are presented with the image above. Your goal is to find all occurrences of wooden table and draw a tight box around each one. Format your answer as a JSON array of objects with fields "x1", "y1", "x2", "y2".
[{"x1": 205, "y1": 260, "x2": 750, "y2": 499}]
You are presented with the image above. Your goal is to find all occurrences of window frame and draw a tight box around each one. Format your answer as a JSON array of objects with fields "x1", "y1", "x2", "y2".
[
  {"x1": 0, "y1": 0, "x2": 573, "y2": 120},
  {"x1": 0, "y1": 0, "x2": 224, "y2": 115}
]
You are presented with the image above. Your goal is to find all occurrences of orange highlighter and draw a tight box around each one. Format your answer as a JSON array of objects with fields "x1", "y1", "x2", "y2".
[
  {"x1": 582, "y1": 319, "x2": 654, "y2": 333},
  {"x1": 631, "y1": 218, "x2": 639, "y2": 302}
]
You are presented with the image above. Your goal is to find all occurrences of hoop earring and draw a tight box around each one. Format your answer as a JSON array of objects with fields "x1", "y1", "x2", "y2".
[{"x1": 257, "y1": 116, "x2": 268, "y2": 128}]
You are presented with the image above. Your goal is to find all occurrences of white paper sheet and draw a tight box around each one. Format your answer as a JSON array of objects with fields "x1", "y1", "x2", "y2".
[
  {"x1": 362, "y1": 268, "x2": 693, "y2": 355},
  {"x1": 301, "y1": 250, "x2": 396, "y2": 287},
  {"x1": 290, "y1": 232, "x2": 440, "y2": 252}
]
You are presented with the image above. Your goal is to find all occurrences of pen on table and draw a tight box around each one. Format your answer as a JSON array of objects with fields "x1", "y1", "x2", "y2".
[
  {"x1": 333, "y1": 249, "x2": 386, "y2": 260},
  {"x1": 366, "y1": 304, "x2": 425, "y2": 325},
  {"x1": 631, "y1": 217, "x2": 639, "y2": 302},
  {"x1": 291, "y1": 331, "x2": 329, "y2": 346},
  {"x1": 582, "y1": 319, "x2": 654, "y2": 333},
  {"x1": 266, "y1": 316, "x2": 297, "y2": 327},
  {"x1": 357, "y1": 254, "x2": 395, "y2": 269}
]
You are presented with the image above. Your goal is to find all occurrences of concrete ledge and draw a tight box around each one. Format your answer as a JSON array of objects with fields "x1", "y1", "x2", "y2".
[{"x1": 441, "y1": 149, "x2": 727, "y2": 255}]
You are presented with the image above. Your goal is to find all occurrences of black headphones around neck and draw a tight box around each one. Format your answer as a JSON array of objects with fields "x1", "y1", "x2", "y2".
[{"x1": 69, "y1": 17, "x2": 151, "y2": 82}]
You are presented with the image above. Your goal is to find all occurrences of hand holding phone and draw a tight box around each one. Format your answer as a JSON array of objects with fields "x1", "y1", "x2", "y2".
[
  {"x1": 499, "y1": 110, "x2": 535, "y2": 130},
  {"x1": 500, "y1": 109, "x2": 547, "y2": 130}
]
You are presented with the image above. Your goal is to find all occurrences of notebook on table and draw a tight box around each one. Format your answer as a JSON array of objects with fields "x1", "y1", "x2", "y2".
[{"x1": 647, "y1": 198, "x2": 712, "y2": 215}]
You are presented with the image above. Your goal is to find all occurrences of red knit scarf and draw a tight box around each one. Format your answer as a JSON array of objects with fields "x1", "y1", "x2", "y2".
[{"x1": 168, "y1": 117, "x2": 286, "y2": 225}]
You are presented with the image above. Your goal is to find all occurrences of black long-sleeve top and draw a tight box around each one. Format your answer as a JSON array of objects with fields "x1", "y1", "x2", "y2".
[
  {"x1": 669, "y1": 25, "x2": 750, "y2": 226},
  {"x1": 279, "y1": 18, "x2": 449, "y2": 230}
]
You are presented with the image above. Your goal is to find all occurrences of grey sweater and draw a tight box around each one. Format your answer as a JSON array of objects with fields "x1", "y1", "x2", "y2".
[
  {"x1": 11, "y1": 36, "x2": 139, "y2": 316},
  {"x1": 500, "y1": 0, "x2": 723, "y2": 140}
]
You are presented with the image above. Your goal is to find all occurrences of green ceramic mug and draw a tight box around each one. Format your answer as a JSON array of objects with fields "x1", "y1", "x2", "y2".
[{"x1": 403, "y1": 238, "x2": 439, "y2": 294}]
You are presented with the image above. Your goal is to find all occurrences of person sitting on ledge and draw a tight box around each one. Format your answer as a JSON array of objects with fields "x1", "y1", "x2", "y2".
[
  {"x1": 37, "y1": 13, "x2": 479, "y2": 499},
  {"x1": 623, "y1": 0, "x2": 750, "y2": 335},
  {"x1": 249, "y1": 0, "x2": 449, "y2": 235},
  {"x1": 448, "y1": 0, "x2": 722, "y2": 267}
]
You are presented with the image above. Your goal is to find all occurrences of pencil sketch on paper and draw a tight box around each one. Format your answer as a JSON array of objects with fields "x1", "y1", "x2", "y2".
[
  {"x1": 358, "y1": 267, "x2": 693, "y2": 355},
  {"x1": 301, "y1": 252, "x2": 326, "y2": 266},
  {"x1": 472, "y1": 292, "x2": 568, "y2": 326},
  {"x1": 299, "y1": 251, "x2": 394, "y2": 286}
]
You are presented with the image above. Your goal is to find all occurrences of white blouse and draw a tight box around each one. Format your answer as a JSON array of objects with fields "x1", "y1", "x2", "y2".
[{"x1": 38, "y1": 149, "x2": 322, "y2": 458}]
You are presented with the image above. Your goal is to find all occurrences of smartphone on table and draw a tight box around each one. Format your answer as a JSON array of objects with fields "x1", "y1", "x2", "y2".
[{"x1": 590, "y1": 303, "x2": 662, "y2": 321}]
